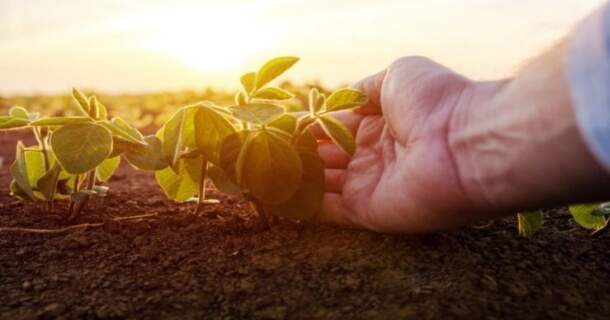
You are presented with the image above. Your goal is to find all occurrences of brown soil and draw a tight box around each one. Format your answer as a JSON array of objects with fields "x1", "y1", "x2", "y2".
[{"x1": 0, "y1": 131, "x2": 609, "y2": 320}]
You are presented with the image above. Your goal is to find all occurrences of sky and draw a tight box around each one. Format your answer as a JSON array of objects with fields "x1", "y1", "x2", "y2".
[{"x1": 0, "y1": 0, "x2": 606, "y2": 94}]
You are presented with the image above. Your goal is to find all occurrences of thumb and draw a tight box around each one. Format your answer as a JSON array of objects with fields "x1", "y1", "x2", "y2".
[{"x1": 353, "y1": 70, "x2": 386, "y2": 115}]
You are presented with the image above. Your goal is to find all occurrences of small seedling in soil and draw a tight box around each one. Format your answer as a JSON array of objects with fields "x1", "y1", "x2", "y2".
[
  {"x1": 1, "y1": 89, "x2": 149, "y2": 222},
  {"x1": 147, "y1": 56, "x2": 367, "y2": 225},
  {"x1": 517, "y1": 202, "x2": 609, "y2": 237}
]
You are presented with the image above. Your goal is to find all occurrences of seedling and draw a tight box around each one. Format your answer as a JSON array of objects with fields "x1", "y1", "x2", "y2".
[
  {"x1": 517, "y1": 202, "x2": 609, "y2": 237},
  {"x1": 145, "y1": 56, "x2": 367, "y2": 224},
  {"x1": 1, "y1": 89, "x2": 148, "y2": 222},
  {"x1": 210, "y1": 57, "x2": 365, "y2": 225}
]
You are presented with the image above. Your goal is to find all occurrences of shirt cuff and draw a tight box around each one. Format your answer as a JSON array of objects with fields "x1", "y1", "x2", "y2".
[{"x1": 568, "y1": 2, "x2": 610, "y2": 172}]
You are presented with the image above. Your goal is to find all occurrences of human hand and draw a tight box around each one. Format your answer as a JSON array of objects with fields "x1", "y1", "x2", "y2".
[
  {"x1": 313, "y1": 52, "x2": 610, "y2": 233},
  {"x1": 312, "y1": 57, "x2": 486, "y2": 233}
]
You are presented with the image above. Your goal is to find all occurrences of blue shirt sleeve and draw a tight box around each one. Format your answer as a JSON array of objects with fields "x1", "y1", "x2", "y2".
[{"x1": 568, "y1": 2, "x2": 610, "y2": 172}]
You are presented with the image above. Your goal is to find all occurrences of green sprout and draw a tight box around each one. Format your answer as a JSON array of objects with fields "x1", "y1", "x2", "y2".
[{"x1": 1, "y1": 89, "x2": 148, "y2": 222}]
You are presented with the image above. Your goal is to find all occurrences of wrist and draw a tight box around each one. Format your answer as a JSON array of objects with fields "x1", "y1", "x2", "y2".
[{"x1": 450, "y1": 72, "x2": 610, "y2": 216}]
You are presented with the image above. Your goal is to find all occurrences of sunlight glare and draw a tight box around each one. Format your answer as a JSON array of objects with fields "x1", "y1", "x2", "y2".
[{"x1": 145, "y1": 8, "x2": 268, "y2": 73}]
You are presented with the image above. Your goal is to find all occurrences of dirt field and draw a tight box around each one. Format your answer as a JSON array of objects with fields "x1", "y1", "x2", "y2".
[{"x1": 1, "y1": 131, "x2": 609, "y2": 320}]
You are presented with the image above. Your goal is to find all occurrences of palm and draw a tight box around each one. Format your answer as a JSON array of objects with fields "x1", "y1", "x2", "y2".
[{"x1": 319, "y1": 57, "x2": 475, "y2": 232}]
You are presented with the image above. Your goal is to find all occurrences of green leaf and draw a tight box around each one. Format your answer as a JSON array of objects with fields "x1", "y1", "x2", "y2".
[
  {"x1": 97, "y1": 101, "x2": 109, "y2": 120},
  {"x1": 10, "y1": 180, "x2": 29, "y2": 200},
  {"x1": 240, "y1": 72, "x2": 256, "y2": 93},
  {"x1": 0, "y1": 116, "x2": 29, "y2": 130},
  {"x1": 88, "y1": 96, "x2": 99, "y2": 119},
  {"x1": 37, "y1": 163, "x2": 61, "y2": 201},
  {"x1": 234, "y1": 91, "x2": 247, "y2": 105},
  {"x1": 208, "y1": 164, "x2": 240, "y2": 194},
  {"x1": 317, "y1": 114, "x2": 355, "y2": 156},
  {"x1": 255, "y1": 56, "x2": 299, "y2": 89},
  {"x1": 308, "y1": 88, "x2": 323, "y2": 114},
  {"x1": 109, "y1": 136, "x2": 145, "y2": 158},
  {"x1": 162, "y1": 108, "x2": 187, "y2": 168},
  {"x1": 50, "y1": 123, "x2": 113, "y2": 174},
  {"x1": 229, "y1": 103, "x2": 284, "y2": 124},
  {"x1": 30, "y1": 116, "x2": 92, "y2": 127},
  {"x1": 568, "y1": 203, "x2": 607, "y2": 230},
  {"x1": 24, "y1": 149, "x2": 46, "y2": 186},
  {"x1": 9, "y1": 141, "x2": 35, "y2": 200},
  {"x1": 236, "y1": 129, "x2": 302, "y2": 204},
  {"x1": 266, "y1": 151, "x2": 325, "y2": 220},
  {"x1": 155, "y1": 157, "x2": 203, "y2": 202},
  {"x1": 194, "y1": 106, "x2": 236, "y2": 165},
  {"x1": 268, "y1": 113, "x2": 297, "y2": 134},
  {"x1": 517, "y1": 210, "x2": 544, "y2": 237},
  {"x1": 72, "y1": 88, "x2": 90, "y2": 116},
  {"x1": 96, "y1": 156, "x2": 121, "y2": 182},
  {"x1": 219, "y1": 131, "x2": 249, "y2": 182},
  {"x1": 324, "y1": 88, "x2": 367, "y2": 112},
  {"x1": 252, "y1": 87, "x2": 295, "y2": 100},
  {"x1": 111, "y1": 117, "x2": 144, "y2": 141},
  {"x1": 9, "y1": 106, "x2": 29, "y2": 119},
  {"x1": 124, "y1": 135, "x2": 168, "y2": 171}
]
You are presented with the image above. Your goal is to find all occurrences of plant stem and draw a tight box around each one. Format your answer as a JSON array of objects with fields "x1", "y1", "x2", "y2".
[
  {"x1": 69, "y1": 170, "x2": 96, "y2": 223},
  {"x1": 67, "y1": 174, "x2": 81, "y2": 219},
  {"x1": 194, "y1": 157, "x2": 209, "y2": 215},
  {"x1": 251, "y1": 197, "x2": 270, "y2": 229},
  {"x1": 35, "y1": 127, "x2": 55, "y2": 212},
  {"x1": 292, "y1": 115, "x2": 315, "y2": 145}
]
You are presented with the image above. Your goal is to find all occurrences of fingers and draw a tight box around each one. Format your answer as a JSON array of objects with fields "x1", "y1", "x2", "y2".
[
  {"x1": 318, "y1": 193, "x2": 357, "y2": 227},
  {"x1": 308, "y1": 110, "x2": 364, "y2": 140},
  {"x1": 324, "y1": 169, "x2": 345, "y2": 193},
  {"x1": 318, "y1": 141, "x2": 350, "y2": 168}
]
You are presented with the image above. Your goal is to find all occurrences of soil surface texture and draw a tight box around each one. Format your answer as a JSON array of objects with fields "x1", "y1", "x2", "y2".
[{"x1": 1, "y1": 131, "x2": 609, "y2": 320}]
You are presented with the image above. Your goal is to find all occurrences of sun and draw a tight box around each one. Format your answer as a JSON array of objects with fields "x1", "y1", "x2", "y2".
[{"x1": 144, "y1": 8, "x2": 269, "y2": 73}]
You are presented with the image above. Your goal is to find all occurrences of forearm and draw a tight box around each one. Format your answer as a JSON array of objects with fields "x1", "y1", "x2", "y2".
[{"x1": 450, "y1": 40, "x2": 610, "y2": 215}]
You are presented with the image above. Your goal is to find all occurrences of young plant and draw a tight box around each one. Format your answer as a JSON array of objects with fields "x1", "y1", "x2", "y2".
[
  {"x1": 1, "y1": 89, "x2": 147, "y2": 222},
  {"x1": 210, "y1": 56, "x2": 366, "y2": 225},
  {"x1": 517, "y1": 202, "x2": 609, "y2": 237},
  {"x1": 145, "y1": 101, "x2": 236, "y2": 214}
]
